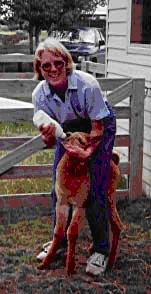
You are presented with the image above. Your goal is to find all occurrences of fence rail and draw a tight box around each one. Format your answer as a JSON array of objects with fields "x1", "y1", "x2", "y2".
[{"x1": 0, "y1": 57, "x2": 145, "y2": 215}]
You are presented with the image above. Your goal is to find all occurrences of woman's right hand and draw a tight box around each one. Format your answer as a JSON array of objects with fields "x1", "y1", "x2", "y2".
[{"x1": 39, "y1": 124, "x2": 56, "y2": 148}]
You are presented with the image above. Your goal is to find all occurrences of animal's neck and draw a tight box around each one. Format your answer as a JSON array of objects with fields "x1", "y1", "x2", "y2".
[{"x1": 64, "y1": 153, "x2": 88, "y2": 176}]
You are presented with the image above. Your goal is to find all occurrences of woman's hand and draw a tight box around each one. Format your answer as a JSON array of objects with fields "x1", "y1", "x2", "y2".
[
  {"x1": 67, "y1": 144, "x2": 94, "y2": 160},
  {"x1": 90, "y1": 120, "x2": 104, "y2": 142},
  {"x1": 64, "y1": 133, "x2": 96, "y2": 160},
  {"x1": 66, "y1": 120, "x2": 104, "y2": 159},
  {"x1": 39, "y1": 124, "x2": 56, "y2": 148}
]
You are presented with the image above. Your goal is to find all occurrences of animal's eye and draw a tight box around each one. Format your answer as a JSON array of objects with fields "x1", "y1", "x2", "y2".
[
  {"x1": 66, "y1": 132, "x2": 71, "y2": 137},
  {"x1": 78, "y1": 138, "x2": 86, "y2": 146}
]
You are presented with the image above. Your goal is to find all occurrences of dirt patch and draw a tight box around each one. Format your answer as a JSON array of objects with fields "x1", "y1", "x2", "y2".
[{"x1": 0, "y1": 196, "x2": 151, "y2": 293}]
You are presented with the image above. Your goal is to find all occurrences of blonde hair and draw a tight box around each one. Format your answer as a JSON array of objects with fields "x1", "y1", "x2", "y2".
[{"x1": 33, "y1": 37, "x2": 74, "y2": 80}]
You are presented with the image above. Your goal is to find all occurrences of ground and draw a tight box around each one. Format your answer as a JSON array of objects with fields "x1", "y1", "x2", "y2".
[{"x1": 0, "y1": 196, "x2": 151, "y2": 294}]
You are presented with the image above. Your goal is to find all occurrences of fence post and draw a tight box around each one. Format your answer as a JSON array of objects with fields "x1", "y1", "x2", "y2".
[
  {"x1": 81, "y1": 61, "x2": 89, "y2": 72},
  {"x1": 129, "y1": 78, "x2": 145, "y2": 199}
]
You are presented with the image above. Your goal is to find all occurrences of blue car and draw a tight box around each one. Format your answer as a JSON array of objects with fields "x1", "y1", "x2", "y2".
[{"x1": 51, "y1": 27, "x2": 105, "y2": 65}]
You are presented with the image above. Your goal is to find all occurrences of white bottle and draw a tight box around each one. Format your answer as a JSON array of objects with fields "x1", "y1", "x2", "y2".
[{"x1": 33, "y1": 110, "x2": 66, "y2": 139}]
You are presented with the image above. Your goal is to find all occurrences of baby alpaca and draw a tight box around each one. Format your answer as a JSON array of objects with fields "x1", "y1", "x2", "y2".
[{"x1": 38, "y1": 132, "x2": 123, "y2": 275}]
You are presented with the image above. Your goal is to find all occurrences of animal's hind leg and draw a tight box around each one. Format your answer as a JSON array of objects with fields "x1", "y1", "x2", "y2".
[
  {"x1": 108, "y1": 196, "x2": 123, "y2": 268},
  {"x1": 38, "y1": 203, "x2": 69, "y2": 270},
  {"x1": 107, "y1": 160, "x2": 124, "y2": 268},
  {"x1": 66, "y1": 207, "x2": 85, "y2": 275}
]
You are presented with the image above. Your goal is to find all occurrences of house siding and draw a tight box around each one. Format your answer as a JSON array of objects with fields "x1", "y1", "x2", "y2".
[{"x1": 106, "y1": 0, "x2": 151, "y2": 197}]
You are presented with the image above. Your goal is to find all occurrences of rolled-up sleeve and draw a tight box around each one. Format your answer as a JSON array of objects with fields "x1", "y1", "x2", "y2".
[
  {"x1": 85, "y1": 79, "x2": 110, "y2": 120},
  {"x1": 32, "y1": 83, "x2": 45, "y2": 113},
  {"x1": 32, "y1": 91, "x2": 47, "y2": 114},
  {"x1": 32, "y1": 92, "x2": 40, "y2": 113}
]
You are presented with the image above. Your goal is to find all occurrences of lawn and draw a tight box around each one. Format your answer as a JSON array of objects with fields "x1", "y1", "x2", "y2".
[
  {"x1": 0, "y1": 122, "x2": 54, "y2": 195},
  {"x1": 0, "y1": 196, "x2": 150, "y2": 293}
]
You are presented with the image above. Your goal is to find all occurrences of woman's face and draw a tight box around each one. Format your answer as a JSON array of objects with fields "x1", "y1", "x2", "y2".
[{"x1": 40, "y1": 50, "x2": 67, "y2": 90}]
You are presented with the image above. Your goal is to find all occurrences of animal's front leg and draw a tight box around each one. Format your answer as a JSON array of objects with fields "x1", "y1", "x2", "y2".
[
  {"x1": 38, "y1": 203, "x2": 69, "y2": 270},
  {"x1": 66, "y1": 207, "x2": 85, "y2": 275}
]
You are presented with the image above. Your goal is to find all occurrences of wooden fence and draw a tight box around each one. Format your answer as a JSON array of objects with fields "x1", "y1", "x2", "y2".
[
  {"x1": 0, "y1": 44, "x2": 31, "y2": 55},
  {"x1": 0, "y1": 54, "x2": 105, "y2": 79},
  {"x1": 0, "y1": 53, "x2": 34, "y2": 74},
  {"x1": 0, "y1": 56, "x2": 145, "y2": 222}
]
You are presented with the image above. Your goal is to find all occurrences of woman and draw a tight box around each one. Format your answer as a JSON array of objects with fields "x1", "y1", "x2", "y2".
[{"x1": 32, "y1": 37, "x2": 116, "y2": 276}]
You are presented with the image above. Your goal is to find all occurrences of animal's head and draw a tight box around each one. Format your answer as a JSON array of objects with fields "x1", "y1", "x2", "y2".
[
  {"x1": 62, "y1": 132, "x2": 90, "y2": 159},
  {"x1": 62, "y1": 132, "x2": 89, "y2": 151}
]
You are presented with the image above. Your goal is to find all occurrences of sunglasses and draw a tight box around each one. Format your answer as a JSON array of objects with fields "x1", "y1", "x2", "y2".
[{"x1": 41, "y1": 60, "x2": 65, "y2": 72}]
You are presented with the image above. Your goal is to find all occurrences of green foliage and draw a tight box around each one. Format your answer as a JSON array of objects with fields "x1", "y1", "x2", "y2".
[
  {"x1": 0, "y1": 121, "x2": 38, "y2": 136},
  {"x1": 0, "y1": 177, "x2": 52, "y2": 194},
  {"x1": 57, "y1": 0, "x2": 107, "y2": 29},
  {"x1": 118, "y1": 175, "x2": 128, "y2": 189}
]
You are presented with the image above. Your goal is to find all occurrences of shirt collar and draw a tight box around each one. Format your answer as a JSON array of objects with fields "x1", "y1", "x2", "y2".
[{"x1": 42, "y1": 70, "x2": 78, "y2": 100}]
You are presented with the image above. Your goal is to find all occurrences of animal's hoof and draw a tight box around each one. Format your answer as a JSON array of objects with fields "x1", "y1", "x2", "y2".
[
  {"x1": 83, "y1": 243, "x2": 94, "y2": 255},
  {"x1": 88, "y1": 243, "x2": 94, "y2": 255},
  {"x1": 108, "y1": 254, "x2": 116, "y2": 268},
  {"x1": 66, "y1": 262, "x2": 76, "y2": 276},
  {"x1": 66, "y1": 267, "x2": 76, "y2": 276}
]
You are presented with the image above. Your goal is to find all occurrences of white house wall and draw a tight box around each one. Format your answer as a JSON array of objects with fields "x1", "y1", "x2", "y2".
[{"x1": 106, "y1": 0, "x2": 151, "y2": 197}]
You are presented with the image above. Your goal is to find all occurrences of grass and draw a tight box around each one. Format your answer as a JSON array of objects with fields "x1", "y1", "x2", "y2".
[
  {"x1": 0, "y1": 196, "x2": 150, "y2": 293},
  {"x1": 0, "y1": 178, "x2": 52, "y2": 195},
  {"x1": 0, "y1": 218, "x2": 51, "y2": 250},
  {"x1": 0, "y1": 121, "x2": 38, "y2": 136}
]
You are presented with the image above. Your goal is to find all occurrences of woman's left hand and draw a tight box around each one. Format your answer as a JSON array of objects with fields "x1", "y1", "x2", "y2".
[
  {"x1": 67, "y1": 145, "x2": 94, "y2": 160},
  {"x1": 65, "y1": 120, "x2": 104, "y2": 160}
]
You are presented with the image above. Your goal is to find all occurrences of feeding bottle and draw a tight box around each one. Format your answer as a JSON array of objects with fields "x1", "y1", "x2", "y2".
[{"x1": 33, "y1": 110, "x2": 66, "y2": 139}]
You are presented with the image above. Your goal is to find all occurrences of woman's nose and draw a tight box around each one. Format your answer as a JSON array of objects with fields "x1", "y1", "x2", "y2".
[{"x1": 50, "y1": 63, "x2": 57, "y2": 71}]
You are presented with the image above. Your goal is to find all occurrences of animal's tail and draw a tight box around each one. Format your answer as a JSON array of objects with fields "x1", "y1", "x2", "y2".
[
  {"x1": 111, "y1": 151, "x2": 120, "y2": 166},
  {"x1": 108, "y1": 151, "x2": 120, "y2": 196}
]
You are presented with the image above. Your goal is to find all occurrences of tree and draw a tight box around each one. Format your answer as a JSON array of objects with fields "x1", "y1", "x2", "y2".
[
  {"x1": 47, "y1": 0, "x2": 107, "y2": 31},
  {"x1": 0, "y1": 0, "x2": 59, "y2": 53},
  {"x1": 0, "y1": 0, "x2": 11, "y2": 19},
  {"x1": 0, "y1": 0, "x2": 107, "y2": 53}
]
